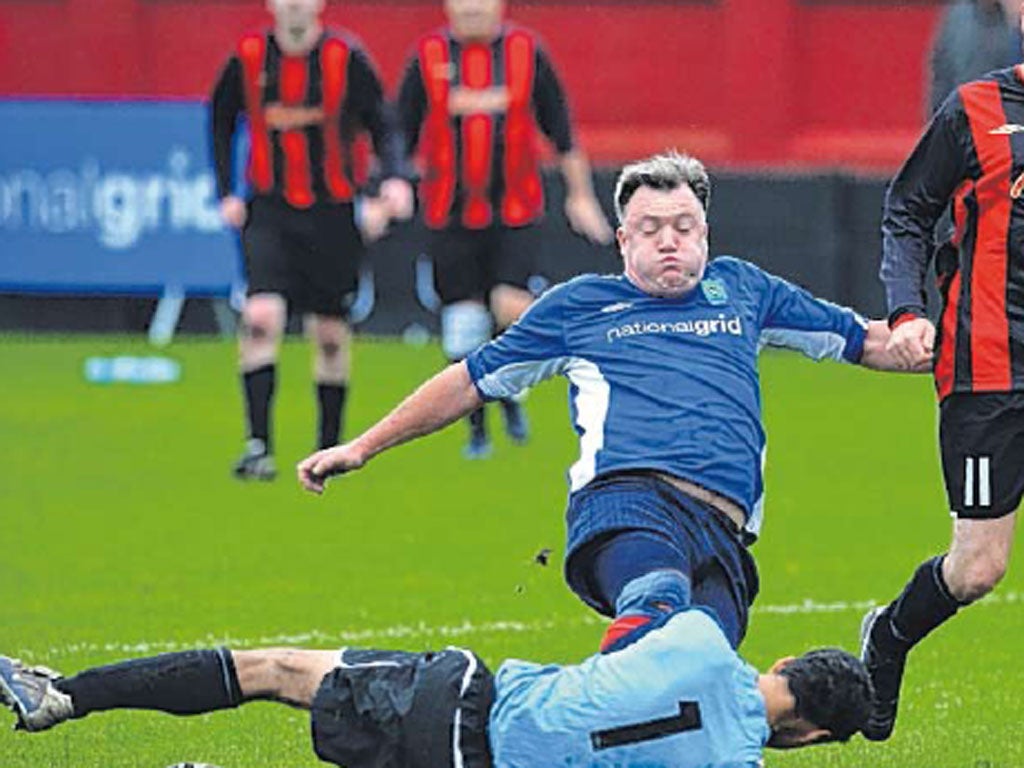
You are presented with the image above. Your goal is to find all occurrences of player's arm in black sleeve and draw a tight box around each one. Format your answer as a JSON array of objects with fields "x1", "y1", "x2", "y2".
[
  {"x1": 209, "y1": 55, "x2": 243, "y2": 199},
  {"x1": 533, "y1": 45, "x2": 613, "y2": 244},
  {"x1": 396, "y1": 54, "x2": 428, "y2": 159},
  {"x1": 533, "y1": 46, "x2": 574, "y2": 155},
  {"x1": 880, "y1": 92, "x2": 969, "y2": 322},
  {"x1": 345, "y1": 47, "x2": 407, "y2": 180}
]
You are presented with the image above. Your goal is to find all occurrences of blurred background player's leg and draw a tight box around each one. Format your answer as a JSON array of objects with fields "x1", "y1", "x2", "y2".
[
  {"x1": 307, "y1": 315, "x2": 351, "y2": 449},
  {"x1": 431, "y1": 228, "x2": 495, "y2": 459},
  {"x1": 236, "y1": 292, "x2": 286, "y2": 480},
  {"x1": 489, "y1": 282, "x2": 534, "y2": 444},
  {"x1": 234, "y1": 197, "x2": 295, "y2": 482},
  {"x1": 302, "y1": 201, "x2": 362, "y2": 450},
  {"x1": 485, "y1": 225, "x2": 551, "y2": 445},
  {"x1": 441, "y1": 300, "x2": 493, "y2": 458}
]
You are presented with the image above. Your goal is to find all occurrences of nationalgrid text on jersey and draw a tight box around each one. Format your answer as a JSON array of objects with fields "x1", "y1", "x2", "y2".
[{"x1": 606, "y1": 315, "x2": 743, "y2": 343}]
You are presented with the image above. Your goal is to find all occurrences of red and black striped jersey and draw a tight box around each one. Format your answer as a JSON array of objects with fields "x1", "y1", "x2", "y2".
[
  {"x1": 397, "y1": 25, "x2": 575, "y2": 230},
  {"x1": 881, "y1": 65, "x2": 1024, "y2": 400},
  {"x1": 210, "y1": 29, "x2": 404, "y2": 208}
]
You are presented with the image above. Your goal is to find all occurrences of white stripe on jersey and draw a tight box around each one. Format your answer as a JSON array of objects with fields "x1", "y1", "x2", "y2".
[
  {"x1": 745, "y1": 445, "x2": 768, "y2": 539},
  {"x1": 565, "y1": 358, "x2": 610, "y2": 492}
]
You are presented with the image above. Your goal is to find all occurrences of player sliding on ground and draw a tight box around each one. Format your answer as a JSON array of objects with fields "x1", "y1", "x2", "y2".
[{"x1": 0, "y1": 575, "x2": 872, "y2": 767}]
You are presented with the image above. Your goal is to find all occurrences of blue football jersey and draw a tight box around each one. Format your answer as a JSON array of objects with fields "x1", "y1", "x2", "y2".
[
  {"x1": 489, "y1": 608, "x2": 769, "y2": 768},
  {"x1": 465, "y1": 258, "x2": 867, "y2": 538}
]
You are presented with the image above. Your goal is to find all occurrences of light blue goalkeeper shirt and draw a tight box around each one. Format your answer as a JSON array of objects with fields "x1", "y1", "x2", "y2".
[{"x1": 488, "y1": 608, "x2": 769, "y2": 767}]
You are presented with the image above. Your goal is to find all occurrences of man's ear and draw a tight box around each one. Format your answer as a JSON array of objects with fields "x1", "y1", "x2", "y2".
[
  {"x1": 768, "y1": 656, "x2": 796, "y2": 675},
  {"x1": 616, "y1": 226, "x2": 627, "y2": 255},
  {"x1": 794, "y1": 727, "x2": 832, "y2": 747},
  {"x1": 767, "y1": 723, "x2": 832, "y2": 750}
]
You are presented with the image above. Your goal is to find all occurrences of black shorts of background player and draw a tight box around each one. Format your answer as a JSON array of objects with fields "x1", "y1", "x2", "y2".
[
  {"x1": 428, "y1": 224, "x2": 545, "y2": 457},
  {"x1": 397, "y1": 0, "x2": 612, "y2": 459},
  {"x1": 210, "y1": 0, "x2": 412, "y2": 480}
]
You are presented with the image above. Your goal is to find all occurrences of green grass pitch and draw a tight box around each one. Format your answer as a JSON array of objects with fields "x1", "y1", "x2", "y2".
[{"x1": 0, "y1": 335, "x2": 1020, "y2": 767}]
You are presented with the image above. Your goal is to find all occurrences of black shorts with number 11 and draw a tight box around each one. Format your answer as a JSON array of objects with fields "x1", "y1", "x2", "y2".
[{"x1": 940, "y1": 392, "x2": 1024, "y2": 518}]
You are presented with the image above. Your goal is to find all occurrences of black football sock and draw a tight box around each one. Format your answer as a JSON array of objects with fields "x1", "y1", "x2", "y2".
[
  {"x1": 316, "y1": 382, "x2": 348, "y2": 449},
  {"x1": 876, "y1": 555, "x2": 963, "y2": 653},
  {"x1": 55, "y1": 648, "x2": 243, "y2": 719},
  {"x1": 243, "y1": 364, "x2": 276, "y2": 453},
  {"x1": 468, "y1": 406, "x2": 487, "y2": 440}
]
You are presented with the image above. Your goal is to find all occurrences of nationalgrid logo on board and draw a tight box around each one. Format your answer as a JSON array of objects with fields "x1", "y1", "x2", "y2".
[
  {"x1": 0, "y1": 149, "x2": 221, "y2": 250},
  {"x1": 0, "y1": 100, "x2": 241, "y2": 294}
]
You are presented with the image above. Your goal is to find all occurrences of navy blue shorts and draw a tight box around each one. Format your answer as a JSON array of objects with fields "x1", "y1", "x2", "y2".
[{"x1": 564, "y1": 472, "x2": 759, "y2": 648}]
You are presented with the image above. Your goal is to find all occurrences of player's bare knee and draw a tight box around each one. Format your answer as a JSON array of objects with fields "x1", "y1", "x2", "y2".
[
  {"x1": 489, "y1": 285, "x2": 532, "y2": 329},
  {"x1": 243, "y1": 296, "x2": 285, "y2": 338},
  {"x1": 313, "y1": 330, "x2": 350, "y2": 382},
  {"x1": 242, "y1": 309, "x2": 282, "y2": 344},
  {"x1": 242, "y1": 320, "x2": 274, "y2": 343},
  {"x1": 317, "y1": 337, "x2": 345, "y2": 361},
  {"x1": 948, "y1": 556, "x2": 1007, "y2": 603}
]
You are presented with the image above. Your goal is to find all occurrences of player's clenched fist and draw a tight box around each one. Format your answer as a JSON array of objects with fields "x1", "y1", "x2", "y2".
[
  {"x1": 886, "y1": 317, "x2": 935, "y2": 371},
  {"x1": 219, "y1": 195, "x2": 248, "y2": 229},
  {"x1": 296, "y1": 444, "x2": 367, "y2": 494}
]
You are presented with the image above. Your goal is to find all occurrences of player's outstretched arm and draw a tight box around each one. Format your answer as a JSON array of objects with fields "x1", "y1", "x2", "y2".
[
  {"x1": 297, "y1": 362, "x2": 484, "y2": 494},
  {"x1": 859, "y1": 319, "x2": 934, "y2": 372}
]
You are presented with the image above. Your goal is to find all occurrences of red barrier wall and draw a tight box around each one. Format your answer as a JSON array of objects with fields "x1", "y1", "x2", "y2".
[{"x1": 0, "y1": 0, "x2": 943, "y2": 170}]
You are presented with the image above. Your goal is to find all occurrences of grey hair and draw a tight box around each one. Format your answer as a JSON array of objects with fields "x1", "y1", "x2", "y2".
[{"x1": 613, "y1": 151, "x2": 711, "y2": 223}]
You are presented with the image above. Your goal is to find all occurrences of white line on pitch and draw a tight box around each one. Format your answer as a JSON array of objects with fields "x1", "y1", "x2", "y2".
[{"x1": 15, "y1": 591, "x2": 1020, "y2": 661}]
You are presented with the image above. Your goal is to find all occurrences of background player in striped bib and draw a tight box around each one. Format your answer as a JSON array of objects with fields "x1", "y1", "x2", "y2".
[
  {"x1": 210, "y1": 0, "x2": 412, "y2": 481},
  {"x1": 397, "y1": 0, "x2": 613, "y2": 459},
  {"x1": 860, "y1": 1, "x2": 1024, "y2": 741}
]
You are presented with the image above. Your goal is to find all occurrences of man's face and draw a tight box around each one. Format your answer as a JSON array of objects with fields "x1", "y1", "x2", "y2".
[
  {"x1": 267, "y1": 0, "x2": 323, "y2": 30},
  {"x1": 445, "y1": 0, "x2": 504, "y2": 42},
  {"x1": 617, "y1": 185, "x2": 709, "y2": 298}
]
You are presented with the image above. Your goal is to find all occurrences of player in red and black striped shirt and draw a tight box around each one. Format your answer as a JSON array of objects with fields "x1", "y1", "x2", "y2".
[
  {"x1": 862, "y1": 10, "x2": 1024, "y2": 740},
  {"x1": 210, "y1": 0, "x2": 412, "y2": 481},
  {"x1": 397, "y1": 0, "x2": 612, "y2": 459}
]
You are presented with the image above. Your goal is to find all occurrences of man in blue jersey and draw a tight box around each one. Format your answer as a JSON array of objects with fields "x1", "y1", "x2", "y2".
[
  {"x1": 0, "y1": 580, "x2": 871, "y2": 766},
  {"x1": 298, "y1": 152, "x2": 931, "y2": 650}
]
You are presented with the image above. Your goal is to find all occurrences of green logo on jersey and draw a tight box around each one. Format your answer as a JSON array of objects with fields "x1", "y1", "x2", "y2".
[{"x1": 701, "y1": 278, "x2": 728, "y2": 305}]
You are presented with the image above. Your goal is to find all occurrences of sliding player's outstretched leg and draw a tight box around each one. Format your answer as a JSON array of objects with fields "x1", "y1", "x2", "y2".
[{"x1": 0, "y1": 648, "x2": 339, "y2": 732}]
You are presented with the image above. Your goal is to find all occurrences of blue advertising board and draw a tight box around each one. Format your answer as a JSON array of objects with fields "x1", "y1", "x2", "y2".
[{"x1": 0, "y1": 100, "x2": 243, "y2": 296}]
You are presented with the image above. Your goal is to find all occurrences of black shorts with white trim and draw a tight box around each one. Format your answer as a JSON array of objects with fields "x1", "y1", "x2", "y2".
[
  {"x1": 311, "y1": 647, "x2": 494, "y2": 768},
  {"x1": 939, "y1": 392, "x2": 1024, "y2": 518}
]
